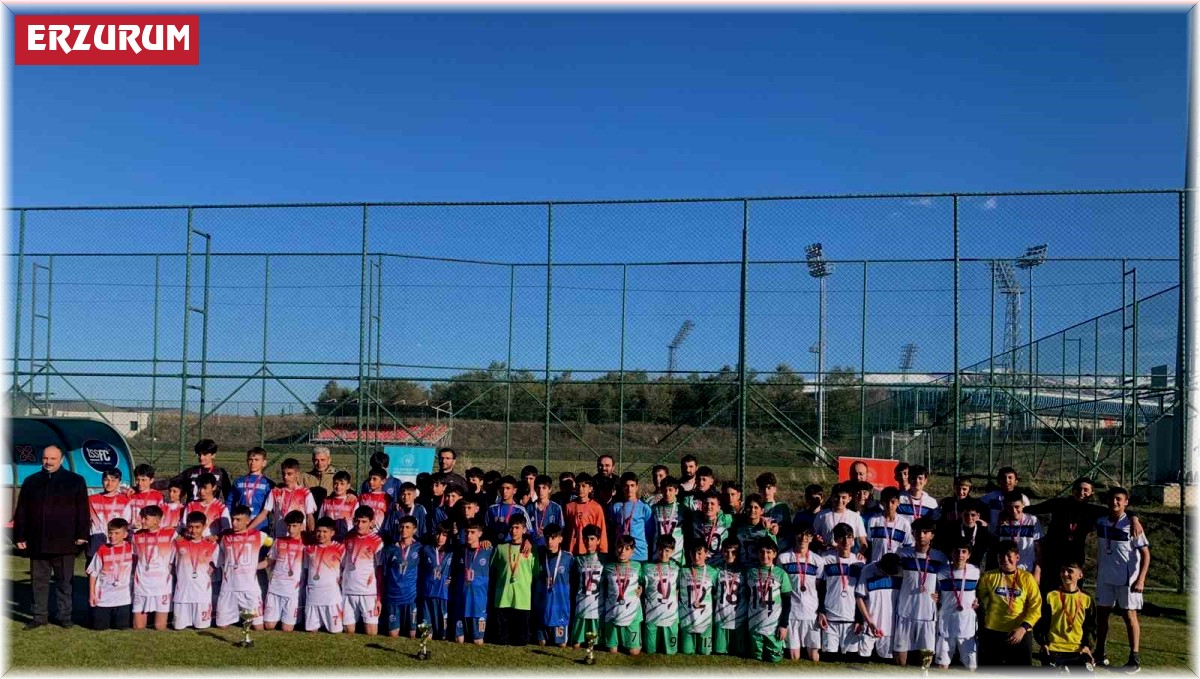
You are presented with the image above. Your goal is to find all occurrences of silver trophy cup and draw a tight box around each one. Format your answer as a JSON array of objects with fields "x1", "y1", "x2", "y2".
[{"x1": 234, "y1": 609, "x2": 256, "y2": 648}]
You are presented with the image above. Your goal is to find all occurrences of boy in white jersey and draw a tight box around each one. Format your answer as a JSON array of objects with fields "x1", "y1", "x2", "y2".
[
  {"x1": 264, "y1": 510, "x2": 307, "y2": 631},
  {"x1": 994, "y1": 491, "x2": 1043, "y2": 580},
  {"x1": 215, "y1": 505, "x2": 271, "y2": 629},
  {"x1": 601, "y1": 535, "x2": 644, "y2": 655},
  {"x1": 342, "y1": 505, "x2": 385, "y2": 635},
  {"x1": 319, "y1": 471, "x2": 359, "y2": 541},
  {"x1": 812, "y1": 484, "x2": 867, "y2": 554},
  {"x1": 642, "y1": 535, "x2": 681, "y2": 655},
  {"x1": 898, "y1": 465, "x2": 940, "y2": 523},
  {"x1": 777, "y1": 524, "x2": 822, "y2": 661},
  {"x1": 131, "y1": 505, "x2": 175, "y2": 630},
  {"x1": 678, "y1": 542, "x2": 718, "y2": 655},
  {"x1": 867, "y1": 487, "x2": 913, "y2": 563},
  {"x1": 172, "y1": 512, "x2": 220, "y2": 630},
  {"x1": 305, "y1": 517, "x2": 347, "y2": 633},
  {"x1": 893, "y1": 517, "x2": 946, "y2": 668},
  {"x1": 161, "y1": 480, "x2": 186, "y2": 530},
  {"x1": 854, "y1": 552, "x2": 902, "y2": 662},
  {"x1": 87, "y1": 517, "x2": 133, "y2": 630},
  {"x1": 1094, "y1": 487, "x2": 1150, "y2": 672},
  {"x1": 650, "y1": 477, "x2": 686, "y2": 565},
  {"x1": 713, "y1": 537, "x2": 747, "y2": 656},
  {"x1": 570, "y1": 524, "x2": 604, "y2": 648},
  {"x1": 182, "y1": 473, "x2": 231, "y2": 539},
  {"x1": 818, "y1": 523, "x2": 866, "y2": 660},
  {"x1": 128, "y1": 464, "x2": 164, "y2": 531},
  {"x1": 257, "y1": 458, "x2": 317, "y2": 538},
  {"x1": 934, "y1": 539, "x2": 980, "y2": 670},
  {"x1": 980, "y1": 467, "x2": 1030, "y2": 528},
  {"x1": 88, "y1": 469, "x2": 132, "y2": 559}
]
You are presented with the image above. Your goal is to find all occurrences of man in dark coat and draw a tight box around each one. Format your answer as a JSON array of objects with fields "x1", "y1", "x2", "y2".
[
  {"x1": 12, "y1": 444, "x2": 89, "y2": 629},
  {"x1": 1026, "y1": 476, "x2": 1110, "y2": 592}
]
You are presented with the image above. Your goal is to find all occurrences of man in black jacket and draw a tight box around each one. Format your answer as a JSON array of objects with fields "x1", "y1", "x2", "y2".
[
  {"x1": 12, "y1": 444, "x2": 89, "y2": 629},
  {"x1": 1026, "y1": 477, "x2": 1109, "y2": 592}
]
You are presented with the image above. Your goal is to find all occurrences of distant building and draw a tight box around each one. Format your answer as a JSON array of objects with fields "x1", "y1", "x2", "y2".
[{"x1": 12, "y1": 394, "x2": 150, "y2": 440}]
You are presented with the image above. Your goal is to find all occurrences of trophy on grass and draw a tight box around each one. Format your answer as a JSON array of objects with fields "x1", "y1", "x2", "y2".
[
  {"x1": 582, "y1": 630, "x2": 598, "y2": 665},
  {"x1": 234, "y1": 609, "x2": 256, "y2": 648},
  {"x1": 415, "y1": 622, "x2": 432, "y2": 660},
  {"x1": 919, "y1": 648, "x2": 934, "y2": 675}
]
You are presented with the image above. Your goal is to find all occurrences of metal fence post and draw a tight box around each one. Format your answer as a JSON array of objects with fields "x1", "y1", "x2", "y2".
[
  {"x1": 859, "y1": 262, "x2": 868, "y2": 454},
  {"x1": 736, "y1": 200, "x2": 749, "y2": 488},
  {"x1": 11, "y1": 210, "x2": 25, "y2": 414},
  {"x1": 150, "y1": 255, "x2": 160, "y2": 463},
  {"x1": 988, "y1": 256, "x2": 996, "y2": 475},
  {"x1": 179, "y1": 209, "x2": 194, "y2": 471},
  {"x1": 1177, "y1": 188, "x2": 1189, "y2": 593},
  {"x1": 506, "y1": 264, "x2": 515, "y2": 470},
  {"x1": 544, "y1": 203, "x2": 553, "y2": 473},
  {"x1": 619, "y1": 264, "x2": 628, "y2": 469},
  {"x1": 260, "y1": 254, "x2": 270, "y2": 448},
  {"x1": 953, "y1": 196, "x2": 961, "y2": 477},
  {"x1": 358, "y1": 205, "x2": 368, "y2": 480}
]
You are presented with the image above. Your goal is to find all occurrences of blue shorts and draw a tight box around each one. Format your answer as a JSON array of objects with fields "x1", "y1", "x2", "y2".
[
  {"x1": 537, "y1": 624, "x2": 569, "y2": 646},
  {"x1": 384, "y1": 602, "x2": 418, "y2": 635},
  {"x1": 455, "y1": 616, "x2": 487, "y2": 642},
  {"x1": 420, "y1": 598, "x2": 449, "y2": 640}
]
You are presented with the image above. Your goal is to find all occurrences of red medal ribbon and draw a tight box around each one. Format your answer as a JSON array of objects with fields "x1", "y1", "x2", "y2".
[
  {"x1": 953, "y1": 566, "x2": 966, "y2": 611},
  {"x1": 616, "y1": 563, "x2": 632, "y2": 600}
]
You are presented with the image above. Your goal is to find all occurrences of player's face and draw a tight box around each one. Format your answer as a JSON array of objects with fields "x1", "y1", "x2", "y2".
[
  {"x1": 953, "y1": 547, "x2": 970, "y2": 565},
  {"x1": 523, "y1": 474, "x2": 536, "y2": 489},
  {"x1": 807, "y1": 492, "x2": 824, "y2": 509},
  {"x1": 401, "y1": 489, "x2": 416, "y2": 506},
  {"x1": 795, "y1": 532, "x2": 813, "y2": 551},
  {"x1": 185, "y1": 522, "x2": 205, "y2": 540},
  {"x1": 576, "y1": 483, "x2": 592, "y2": 500},
  {"x1": 168, "y1": 487, "x2": 182, "y2": 502},
  {"x1": 1060, "y1": 566, "x2": 1081, "y2": 587},
  {"x1": 896, "y1": 468, "x2": 909, "y2": 486},
  {"x1": 584, "y1": 534, "x2": 600, "y2": 552},
  {"x1": 468, "y1": 475, "x2": 483, "y2": 490},
  {"x1": 330, "y1": 478, "x2": 347, "y2": 495},
  {"x1": 198, "y1": 483, "x2": 215, "y2": 501},
  {"x1": 509, "y1": 523, "x2": 526, "y2": 542},
  {"x1": 722, "y1": 545, "x2": 739, "y2": 563},
  {"x1": 400, "y1": 523, "x2": 416, "y2": 540},
  {"x1": 912, "y1": 474, "x2": 927, "y2": 491},
  {"x1": 287, "y1": 521, "x2": 303, "y2": 539},
  {"x1": 664, "y1": 486, "x2": 678, "y2": 503},
  {"x1": 134, "y1": 474, "x2": 152, "y2": 491},
  {"x1": 103, "y1": 475, "x2": 120, "y2": 493},
  {"x1": 1007, "y1": 501, "x2": 1024, "y2": 519},
  {"x1": 354, "y1": 516, "x2": 372, "y2": 534},
  {"x1": 762, "y1": 483, "x2": 776, "y2": 500},
  {"x1": 659, "y1": 546, "x2": 674, "y2": 562},
  {"x1": 835, "y1": 534, "x2": 853, "y2": 552},
  {"x1": 1109, "y1": 492, "x2": 1128, "y2": 513},
  {"x1": 500, "y1": 483, "x2": 516, "y2": 501},
  {"x1": 435, "y1": 532, "x2": 449, "y2": 547},
  {"x1": 854, "y1": 490, "x2": 870, "y2": 507},
  {"x1": 232, "y1": 514, "x2": 250, "y2": 532},
  {"x1": 704, "y1": 498, "x2": 720, "y2": 518},
  {"x1": 247, "y1": 454, "x2": 265, "y2": 473},
  {"x1": 698, "y1": 475, "x2": 714, "y2": 491},
  {"x1": 963, "y1": 510, "x2": 980, "y2": 526},
  {"x1": 653, "y1": 469, "x2": 666, "y2": 486},
  {"x1": 748, "y1": 502, "x2": 763, "y2": 521},
  {"x1": 955, "y1": 483, "x2": 971, "y2": 499},
  {"x1": 197, "y1": 451, "x2": 215, "y2": 468},
  {"x1": 369, "y1": 476, "x2": 384, "y2": 491},
  {"x1": 885, "y1": 497, "x2": 899, "y2": 514},
  {"x1": 758, "y1": 547, "x2": 776, "y2": 564},
  {"x1": 463, "y1": 503, "x2": 479, "y2": 518},
  {"x1": 107, "y1": 525, "x2": 128, "y2": 544},
  {"x1": 547, "y1": 534, "x2": 563, "y2": 551},
  {"x1": 447, "y1": 490, "x2": 462, "y2": 505},
  {"x1": 433, "y1": 482, "x2": 447, "y2": 497},
  {"x1": 833, "y1": 492, "x2": 850, "y2": 510},
  {"x1": 142, "y1": 514, "x2": 161, "y2": 530},
  {"x1": 282, "y1": 468, "x2": 299, "y2": 486},
  {"x1": 915, "y1": 530, "x2": 933, "y2": 549},
  {"x1": 1074, "y1": 482, "x2": 1094, "y2": 501},
  {"x1": 724, "y1": 488, "x2": 740, "y2": 508},
  {"x1": 1000, "y1": 550, "x2": 1020, "y2": 573},
  {"x1": 616, "y1": 543, "x2": 634, "y2": 562},
  {"x1": 466, "y1": 527, "x2": 482, "y2": 545},
  {"x1": 1000, "y1": 472, "x2": 1017, "y2": 492},
  {"x1": 536, "y1": 484, "x2": 551, "y2": 501},
  {"x1": 315, "y1": 526, "x2": 334, "y2": 544},
  {"x1": 624, "y1": 479, "x2": 639, "y2": 499}
]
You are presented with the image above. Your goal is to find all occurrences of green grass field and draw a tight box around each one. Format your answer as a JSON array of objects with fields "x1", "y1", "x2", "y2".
[{"x1": 3, "y1": 555, "x2": 1190, "y2": 671}]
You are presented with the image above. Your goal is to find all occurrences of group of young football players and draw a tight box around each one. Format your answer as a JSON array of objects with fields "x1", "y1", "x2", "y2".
[{"x1": 80, "y1": 445, "x2": 1152, "y2": 672}]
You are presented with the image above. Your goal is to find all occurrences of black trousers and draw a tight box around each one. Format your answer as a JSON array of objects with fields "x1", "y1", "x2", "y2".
[
  {"x1": 495, "y1": 607, "x2": 530, "y2": 646},
  {"x1": 93, "y1": 604, "x2": 132, "y2": 630},
  {"x1": 30, "y1": 554, "x2": 75, "y2": 625},
  {"x1": 978, "y1": 627, "x2": 1034, "y2": 666}
]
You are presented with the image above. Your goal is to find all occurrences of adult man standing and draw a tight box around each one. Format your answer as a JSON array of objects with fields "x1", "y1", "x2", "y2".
[
  {"x1": 176, "y1": 438, "x2": 233, "y2": 502},
  {"x1": 433, "y1": 447, "x2": 467, "y2": 492},
  {"x1": 678, "y1": 455, "x2": 698, "y2": 493},
  {"x1": 301, "y1": 446, "x2": 338, "y2": 505},
  {"x1": 12, "y1": 445, "x2": 89, "y2": 629},
  {"x1": 592, "y1": 455, "x2": 619, "y2": 506}
]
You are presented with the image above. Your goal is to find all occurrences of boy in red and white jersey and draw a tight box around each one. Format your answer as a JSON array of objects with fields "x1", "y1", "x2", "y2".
[
  {"x1": 127, "y1": 464, "x2": 164, "y2": 531},
  {"x1": 216, "y1": 505, "x2": 272, "y2": 630},
  {"x1": 358, "y1": 468, "x2": 391, "y2": 536},
  {"x1": 305, "y1": 517, "x2": 347, "y2": 633},
  {"x1": 341, "y1": 506, "x2": 385, "y2": 635},
  {"x1": 172, "y1": 511, "x2": 220, "y2": 630},
  {"x1": 88, "y1": 469, "x2": 133, "y2": 558},
  {"x1": 131, "y1": 505, "x2": 176, "y2": 630},
  {"x1": 256, "y1": 458, "x2": 317, "y2": 538},
  {"x1": 319, "y1": 471, "x2": 359, "y2": 541},
  {"x1": 182, "y1": 473, "x2": 231, "y2": 539},
  {"x1": 160, "y1": 480, "x2": 186, "y2": 530},
  {"x1": 87, "y1": 517, "x2": 134, "y2": 630},
  {"x1": 264, "y1": 510, "x2": 307, "y2": 632}
]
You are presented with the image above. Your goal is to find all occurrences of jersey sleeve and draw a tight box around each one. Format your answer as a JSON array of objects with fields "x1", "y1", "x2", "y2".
[
  {"x1": 262, "y1": 492, "x2": 275, "y2": 515},
  {"x1": 305, "y1": 493, "x2": 318, "y2": 515},
  {"x1": 855, "y1": 515, "x2": 868, "y2": 538},
  {"x1": 777, "y1": 566, "x2": 792, "y2": 594},
  {"x1": 86, "y1": 551, "x2": 102, "y2": 577}
]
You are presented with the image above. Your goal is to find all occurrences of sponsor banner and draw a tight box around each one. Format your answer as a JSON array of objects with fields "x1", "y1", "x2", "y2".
[{"x1": 837, "y1": 456, "x2": 899, "y2": 491}]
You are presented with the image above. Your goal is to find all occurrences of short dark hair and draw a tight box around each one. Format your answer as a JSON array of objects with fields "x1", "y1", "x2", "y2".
[
  {"x1": 756, "y1": 536, "x2": 778, "y2": 553},
  {"x1": 230, "y1": 505, "x2": 252, "y2": 518},
  {"x1": 140, "y1": 505, "x2": 163, "y2": 519},
  {"x1": 804, "y1": 484, "x2": 824, "y2": 497},
  {"x1": 186, "y1": 511, "x2": 207, "y2": 525},
  {"x1": 954, "y1": 475, "x2": 972, "y2": 486},
  {"x1": 281, "y1": 458, "x2": 300, "y2": 472},
  {"x1": 370, "y1": 451, "x2": 390, "y2": 469},
  {"x1": 196, "y1": 472, "x2": 216, "y2": 488},
  {"x1": 661, "y1": 476, "x2": 680, "y2": 490},
  {"x1": 535, "y1": 474, "x2": 553, "y2": 489},
  {"x1": 353, "y1": 505, "x2": 375, "y2": 521},
  {"x1": 168, "y1": 479, "x2": 185, "y2": 490},
  {"x1": 508, "y1": 513, "x2": 528, "y2": 527},
  {"x1": 107, "y1": 517, "x2": 129, "y2": 531},
  {"x1": 437, "y1": 447, "x2": 457, "y2": 458},
  {"x1": 721, "y1": 480, "x2": 741, "y2": 494},
  {"x1": 656, "y1": 534, "x2": 676, "y2": 552},
  {"x1": 756, "y1": 472, "x2": 778, "y2": 489},
  {"x1": 582, "y1": 524, "x2": 601, "y2": 540},
  {"x1": 1073, "y1": 477, "x2": 1095, "y2": 490},
  {"x1": 1108, "y1": 486, "x2": 1130, "y2": 501},
  {"x1": 559, "y1": 471, "x2": 575, "y2": 481},
  {"x1": 619, "y1": 471, "x2": 639, "y2": 485},
  {"x1": 910, "y1": 465, "x2": 928, "y2": 479},
  {"x1": 400, "y1": 481, "x2": 418, "y2": 492},
  {"x1": 911, "y1": 517, "x2": 936, "y2": 534},
  {"x1": 543, "y1": 523, "x2": 563, "y2": 540},
  {"x1": 499, "y1": 475, "x2": 518, "y2": 488},
  {"x1": 133, "y1": 463, "x2": 155, "y2": 478},
  {"x1": 720, "y1": 536, "x2": 741, "y2": 551},
  {"x1": 520, "y1": 465, "x2": 539, "y2": 478},
  {"x1": 284, "y1": 510, "x2": 305, "y2": 525},
  {"x1": 368, "y1": 467, "x2": 387, "y2": 480},
  {"x1": 333, "y1": 470, "x2": 352, "y2": 484},
  {"x1": 397, "y1": 516, "x2": 418, "y2": 528},
  {"x1": 315, "y1": 517, "x2": 337, "y2": 531},
  {"x1": 696, "y1": 466, "x2": 715, "y2": 480},
  {"x1": 575, "y1": 473, "x2": 593, "y2": 487},
  {"x1": 102, "y1": 469, "x2": 123, "y2": 482},
  {"x1": 194, "y1": 439, "x2": 218, "y2": 455},
  {"x1": 465, "y1": 466, "x2": 484, "y2": 479},
  {"x1": 952, "y1": 539, "x2": 974, "y2": 553},
  {"x1": 996, "y1": 540, "x2": 1021, "y2": 558},
  {"x1": 745, "y1": 493, "x2": 764, "y2": 508},
  {"x1": 793, "y1": 523, "x2": 815, "y2": 538},
  {"x1": 878, "y1": 552, "x2": 902, "y2": 575},
  {"x1": 246, "y1": 446, "x2": 267, "y2": 458},
  {"x1": 832, "y1": 522, "x2": 854, "y2": 541},
  {"x1": 1003, "y1": 490, "x2": 1025, "y2": 505},
  {"x1": 651, "y1": 464, "x2": 669, "y2": 476},
  {"x1": 680, "y1": 455, "x2": 698, "y2": 466},
  {"x1": 997, "y1": 466, "x2": 1018, "y2": 480},
  {"x1": 880, "y1": 487, "x2": 901, "y2": 503},
  {"x1": 616, "y1": 535, "x2": 636, "y2": 550}
]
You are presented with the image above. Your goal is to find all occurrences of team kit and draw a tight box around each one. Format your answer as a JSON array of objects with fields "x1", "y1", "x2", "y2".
[{"x1": 83, "y1": 446, "x2": 1151, "y2": 671}]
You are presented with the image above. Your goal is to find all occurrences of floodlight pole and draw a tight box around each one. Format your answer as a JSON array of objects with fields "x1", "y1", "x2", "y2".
[
  {"x1": 817, "y1": 274, "x2": 827, "y2": 452},
  {"x1": 1178, "y1": 4, "x2": 1198, "y2": 594}
]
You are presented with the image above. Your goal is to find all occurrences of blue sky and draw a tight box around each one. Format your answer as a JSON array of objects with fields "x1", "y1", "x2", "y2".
[{"x1": 7, "y1": 11, "x2": 1189, "y2": 410}]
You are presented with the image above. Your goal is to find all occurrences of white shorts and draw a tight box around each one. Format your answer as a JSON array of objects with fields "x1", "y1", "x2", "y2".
[
  {"x1": 857, "y1": 632, "x2": 894, "y2": 659},
  {"x1": 172, "y1": 602, "x2": 213, "y2": 630},
  {"x1": 1095, "y1": 582, "x2": 1144, "y2": 611},
  {"x1": 821, "y1": 620, "x2": 859, "y2": 654},
  {"x1": 935, "y1": 635, "x2": 977, "y2": 669},
  {"x1": 786, "y1": 618, "x2": 822, "y2": 651},
  {"x1": 216, "y1": 588, "x2": 263, "y2": 627},
  {"x1": 264, "y1": 592, "x2": 301, "y2": 626},
  {"x1": 893, "y1": 617, "x2": 936, "y2": 653},
  {"x1": 305, "y1": 603, "x2": 344, "y2": 633},
  {"x1": 132, "y1": 593, "x2": 171, "y2": 614},
  {"x1": 342, "y1": 594, "x2": 380, "y2": 626}
]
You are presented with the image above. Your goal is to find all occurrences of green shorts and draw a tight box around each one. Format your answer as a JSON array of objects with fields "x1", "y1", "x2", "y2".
[
  {"x1": 602, "y1": 622, "x2": 642, "y2": 652},
  {"x1": 679, "y1": 629, "x2": 713, "y2": 655},
  {"x1": 750, "y1": 631, "x2": 785, "y2": 663},
  {"x1": 569, "y1": 617, "x2": 600, "y2": 646},
  {"x1": 713, "y1": 626, "x2": 746, "y2": 656},
  {"x1": 643, "y1": 622, "x2": 678, "y2": 655}
]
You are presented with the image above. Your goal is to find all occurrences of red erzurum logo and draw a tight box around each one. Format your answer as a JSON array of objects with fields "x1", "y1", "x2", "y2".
[{"x1": 15, "y1": 15, "x2": 199, "y2": 66}]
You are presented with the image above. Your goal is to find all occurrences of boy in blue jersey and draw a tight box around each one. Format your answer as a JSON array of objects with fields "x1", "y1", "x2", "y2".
[
  {"x1": 234, "y1": 447, "x2": 274, "y2": 528},
  {"x1": 534, "y1": 523, "x2": 574, "y2": 647},
  {"x1": 453, "y1": 520, "x2": 492, "y2": 645},
  {"x1": 391, "y1": 482, "x2": 427, "y2": 543},
  {"x1": 382, "y1": 515, "x2": 422, "y2": 638},
  {"x1": 419, "y1": 521, "x2": 454, "y2": 640},
  {"x1": 486, "y1": 476, "x2": 529, "y2": 545},
  {"x1": 526, "y1": 475, "x2": 564, "y2": 548},
  {"x1": 432, "y1": 484, "x2": 463, "y2": 542},
  {"x1": 610, "y1": 472, "x2": 653, "y2": 561},
  {"x1": 570, "y1": 524, "x2": 605, "y2": 649},
  {"x1": 360, "y1": 451, "x2": 401, "y2": 503}
]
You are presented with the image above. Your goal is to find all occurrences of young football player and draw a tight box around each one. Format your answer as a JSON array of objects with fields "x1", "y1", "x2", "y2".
[
  {"x1": 692, "y1": 494, "x2": 733, "y2": 565},
  {"x1": 867, "y1": 487, "x2": 912, "y2": 563},
  {"x1": 569, "y1": 524, "x2": 605, "y2": 649},
  {"x1": 88, "y1": 469, "x2": 132, "y2": 558},
  {"x1": 757, "y1": 472, "x2": 791, "y2": 537},
  {"x1": 1034, "y1": 561, "x2": 1098, "y2": 669},
  {"x1": 735, "y1": 494, "x2": 778, "y2": 566},
  {"x1": 980, "y1": 467, "x2": 1030, "y2": 528},
  {"x1": 215, "y1": 505, "x2": 270, "y2": 630},
  {"x1": 183, "y1": 473, "x2": 231, "y2": 538},
  {"x1": 721, "y1": 481, "x2": 743, "y2": 516},
  {"x1": 357, "y1": 468, "x2": 391, "y2": 536},
  {"x1": 382, "y1": 515, "x2": 422, "y2": 638},
  {"x1": 256, "y1": 459, "x2": 316, "y2": 537},
  {"x1": 342, "y1": 506, "x2": 385, "y2": 636},
  {"x1": 87, "y1": 517, "x2": 133, "y2": 630},
  {"x1": 777, "y1": 524, "x2": 823, "y2": 662},
  {"x1": 650, "y1": 476, "x2": 687, "y2": 564},
  {"x1": 897, "y1": 465, "x2": 940, "y2": 522},
  {"x1": 318, "y1": 471, "x2": 359, "y2": 541},
  {"x1": 642, "y1": 535, "x2": 681, "y2": 655},
  {"x1": 994, "y1": 491, "x2": 1043, "y2": 579},
  {"x1": 161, "y1": 480, "x2": 186, "y2": 530},
  {"x1": 1094, "y1": 487, "x2": 1150, "y2": 672},
  {"x1": 131, "y1": 505, "x2": 175, "y2": 630},
  {"x1": 893, "y1": 517, "x2": 946, "y2": 668},
  {"x1": 486, "y1": 476, "x2": 529, "y2": 545},
  {"x1": 713, "y1": 536, "x2": 747, "y2": 656},
  {"x1": 977, "y1": 541, "x2": 1042, "y2": 667},
  {"x1": 128, "y1": 464, "x2": 164, "y2": 531},
  {"x1": 812, "y1": 484, "x2": 867, "y2": 554},
  {"x1": 855, "y1": 551, "x2": 903, "y2": 663},
  {"x1": 526, "y1": 475, "x2": 564, "y2": 548},
  {"x1": 534, "y1": 523, "x2": 573, "y2": 648},
  {"x1": 818, "y1": 522, "x2": 866, "y2": 661},
  {"x1": 419, "y1": 521, "x2": 454, "y2": 640},
  {"x1": 746, "y1": 537, "x2": 792, "y2": 663},
  {"x1": 452, "y1": 520, "x2": 493, "y2": 645},
  {"x1": 790, "y1": 484, "x2": 825, "y2": 539},
  {"x1": 610, "y1": 472, "x2": 653, "y2": 562},
  {"x1": 172, "y1": 511, "x2": 220, "y2": 630},
  {"x1": 263, "y1": 510, "x2": 306, "y2": 632},
  {"x1": 304, "y1": 517, "x2": 346, "y2": 633},
  {"x1": 678, "y1": 541, "x2": 718, "y2": 656},
  {"x1": 392, "y1": 482, "x2": 427, "y2": 542},
  {"x1": 934, "y1": 539, "x2": 980, "y2": 670},
  {"x1": 601, "y1": 534, "x2": 644, "y2": 655},
  {"x1": 232, "y1": 447, "x2": 274, "y2": 527},
  {"x1": 566, "y1": 473, "x2": 608, "y2": 555},
  {"x1": 491, "y1": 513, "x2": 539, "y2": 646}
]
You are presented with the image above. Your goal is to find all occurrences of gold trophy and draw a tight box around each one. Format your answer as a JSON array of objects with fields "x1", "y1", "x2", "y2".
[
  {"x1": 415, "y1": 622, "x2": 432, "y2": 660},
  {"x1": 919, "y1": 648, "x2": 934, "y2": 674},
  {"x1": 234, "y1": 609, "x2": 256, "y2": 648},
  {"x1": 583, "y1": 630, "x2": 598, "y2": 665}
]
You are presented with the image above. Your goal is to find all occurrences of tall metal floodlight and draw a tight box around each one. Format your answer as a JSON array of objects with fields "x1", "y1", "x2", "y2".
[
  {"x1": 667, "y1": 320, "x2": 694, "y2": 374},
  {"x1": 1015, "y1": 244, "x2": 1047, "y2": 426},
  {"x1": 805, "y1": 243, "x2": 833, "y2": 451},
  {"x1": 991, "y1": 259, "x2": 1023, "y2": 383},
  {"x1": 899, "y1": 343, "x2": 919, "y2": 383}
]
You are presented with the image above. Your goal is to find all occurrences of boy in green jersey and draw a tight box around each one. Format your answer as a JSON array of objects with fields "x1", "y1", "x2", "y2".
[
  {"x1": 735, "y1": 494, "x2": 778, "y2": 566},
  {"x1": 678, "y1": 541, "x2": 719, "y2": 655},
  {"x1": 692, "y1": 494, "x2": 733, "y2": 565},
  {"x1": 757, "y1": 472, "x2": 791, "y2": 538},
  {"x1": 746, "y1": 537, "x2": 793, "y2": 663},
  {"x1": 569, "y1": 524, "x2": 604, "y2": 648},
  {"x1": 642, "y1": 535, "x2": 681, "y2": 655},
  {"x1": 650, "y1": 477, "x2": 686, "y2": 565},
  {"x1": 602, "y1": 535, "x2": 644, "y2": 655},
  {"x1": 713, "y1": 536, "x2": 748, "y2": 655},
  {"x1": 490, "y1": 513, "x2": 539, "y2": 646}
]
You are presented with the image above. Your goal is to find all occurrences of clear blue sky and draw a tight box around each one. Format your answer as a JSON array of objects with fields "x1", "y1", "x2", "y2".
[{"x1": 8, "y1": 11, "x2": 1190, "y2": 410}]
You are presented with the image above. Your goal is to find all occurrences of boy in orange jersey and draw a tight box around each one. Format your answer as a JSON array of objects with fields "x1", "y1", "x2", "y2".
[{"x1": 566, "y1": 474, "x2": 608, "y2": 556}]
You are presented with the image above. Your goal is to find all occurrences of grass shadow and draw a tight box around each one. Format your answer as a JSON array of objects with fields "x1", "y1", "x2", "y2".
[{"x1": 7, "y1": 559, "x2": 90, "y2": 626}]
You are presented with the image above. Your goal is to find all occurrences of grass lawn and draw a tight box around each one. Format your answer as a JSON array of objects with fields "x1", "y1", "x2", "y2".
[{"x1": 3, "y1": 555, "x2": 1190, "y2": 671}]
